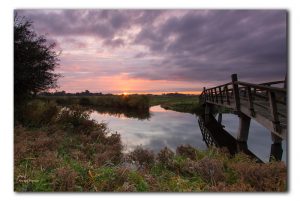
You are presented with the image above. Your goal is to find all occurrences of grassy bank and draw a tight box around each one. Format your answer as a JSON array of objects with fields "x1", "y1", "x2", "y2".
[
  {"x1": 149, "y1": 95, "x2": 203, "y2": 114},
  {"x1": 40, "y1": 94, "x2": 203, "y2": 114},
  {"x1": 14, "y1": 100, "x2": 287, "y2": 192},
  {"x1": 40, "y1": 94, "x2": 150, "y2": 111}
]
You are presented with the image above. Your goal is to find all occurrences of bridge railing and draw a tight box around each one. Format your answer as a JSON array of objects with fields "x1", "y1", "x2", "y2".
[{"x1": 200, "y1": 74, "x2": 287, "y2": 135}]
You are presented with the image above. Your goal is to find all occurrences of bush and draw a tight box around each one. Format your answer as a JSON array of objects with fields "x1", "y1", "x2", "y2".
[
  {"x1": 129, "y1": 146, "x2": 155, "y2": 168},
  {"x1": 182, "y1": 157, "x2": 225, "y2": 184},
  {"x1": 18, "y1": 99, "x2": 59, "y2": 127},
  {"x1": 53, "y1": 166, "x2": 78, "y2": 191},
  {"x1": 56, "y1": 106, "x2": 96, "y2": 133},
  {"x1": 230, "y1": 161, "x2": 287, "y2": 191},
  {"x1": 157, "y1": 147, "x2": 174, "y2": 167},
  {"x1": 176, "y1": 145, "x2": 198, "y2": 160}
]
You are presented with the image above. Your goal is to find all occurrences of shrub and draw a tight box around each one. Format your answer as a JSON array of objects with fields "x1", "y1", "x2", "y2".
[
  {"x1": 34, "y1": 151, "x2": 60, "y2": 170},
  {"x1": 56, "y1": 106, "x2": 96, "y2": 133},
  {"x1": 129, "y1": 146, "x2": 155, "y2": 168},
  {"x1": 182, "y1": 157, "x2": 225, "y2": 184},
  {"x1": 176, "y1": 145, "x2": 198, "y2": 160},
  {"x1": 230, "y1": 161, "x2": 287, "y2": 191},
  {"x1": 18, "y1": 99, "x2": 59, "y2": 127},
  {"x1": 53, "y1": 166, "x2": 78, "y2": 191},
  {"x1": 94, "y1": 145, "x2": 123, "y2": 167},
  {"x1": 157, "y1": 147, "x2": 174, "y2": 167}
]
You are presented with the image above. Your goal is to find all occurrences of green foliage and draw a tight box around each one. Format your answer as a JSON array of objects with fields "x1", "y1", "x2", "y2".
[
  {"x1": 18, "y1": 99, "x2": 59, "y2": 127},
  {"x1": 149, "y1": 95, "x2": 203, "y2": 114},
  {"x1": 128, "y1": 171, "x2": 149, "y2": 192},
  {"x1": 53, "y1": 95, "x2": 150, "y2": 111},
  {"x1": 14, "y1": 100, "x2": 287, "y2": 192},
  {"x1": 15, "y1": 170, "x2": 53, "y2": 192},
  {"x1": 56, "y1": 105, "x2": 96, "y2": 133},
  {"x1": 14, "y1": 15, "x2": 60, "y2": 106}
]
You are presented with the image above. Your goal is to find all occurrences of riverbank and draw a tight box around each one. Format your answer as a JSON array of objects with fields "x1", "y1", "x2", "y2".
[
  {"x1": 14, "y1": 100, "x2": 287, "y2": 192},
  {"x1": 149, "y1": 95, "x2": 203, "y2": 114},
  {"x1": 38, "y1": 94, "x2": 203, "y2": 114}
]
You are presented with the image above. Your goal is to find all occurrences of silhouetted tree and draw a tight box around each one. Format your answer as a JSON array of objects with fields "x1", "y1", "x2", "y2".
[{"x1": 14, "y1": 14, "x2": 60, "y2": 105}]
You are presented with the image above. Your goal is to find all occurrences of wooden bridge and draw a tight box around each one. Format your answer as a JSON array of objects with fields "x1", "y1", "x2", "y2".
[{"x1": 200, "y1": 74, "x2": 287, "y2": 144}]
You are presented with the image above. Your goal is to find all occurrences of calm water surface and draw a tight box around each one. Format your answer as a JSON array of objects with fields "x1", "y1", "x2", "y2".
[
  {"x1": 90, "y1": 105, "x2": 286, "y2": 163},
  {"x1": 218, "y1": 113, "x2": 287, "y2": 163},
  {"x1": 90, "y1": 105, "x2": 205, "y2": 153}
]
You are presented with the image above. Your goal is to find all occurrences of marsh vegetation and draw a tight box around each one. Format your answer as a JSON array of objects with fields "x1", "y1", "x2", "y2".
[{"x1": 14, "y1": 99, "x2": 287, "y2": 192}]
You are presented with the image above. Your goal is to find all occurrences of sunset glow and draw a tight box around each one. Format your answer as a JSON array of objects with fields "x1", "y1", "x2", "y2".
[{"x1": 17, "y1": 10, "x2": 287, "y2": 94}]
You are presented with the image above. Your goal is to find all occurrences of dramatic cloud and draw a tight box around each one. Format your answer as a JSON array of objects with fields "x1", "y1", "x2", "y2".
[{"x1": 16, "y1": 10, "x2": 287, "y2": 93}]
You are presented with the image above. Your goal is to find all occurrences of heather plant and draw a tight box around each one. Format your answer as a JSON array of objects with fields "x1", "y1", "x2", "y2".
[
  {"x1": 176, "y1": 144, "x2": 198, "y2": 160},
  {"x1": 157, "y1": 147, "x2": 174, "y2": 167},
  {"x1": 14, "y1": 104, "x2": 287, "y2": 192},
  {"x1": 129, "y1": 146, "x2": 155, "y2": 168}
]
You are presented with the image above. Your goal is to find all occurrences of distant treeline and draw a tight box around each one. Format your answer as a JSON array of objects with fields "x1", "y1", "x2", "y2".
[
  {"x1": 39, "y1": 90, "x2": 105, "y2": 96},
  {"x1": 39, "y1": 90, "x2": 199, "y2": 97}
]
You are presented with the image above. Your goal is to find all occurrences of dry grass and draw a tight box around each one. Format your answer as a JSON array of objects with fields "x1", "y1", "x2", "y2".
[
  {"x1": 53, "y1": 166, "x2": 78, "y2": 191},
  {"x1": 14, "y1": 99, "x2": 287, "y2": 192},
  {"x1": 229, "y1": 161, "x2": 287, "y2": 191}
]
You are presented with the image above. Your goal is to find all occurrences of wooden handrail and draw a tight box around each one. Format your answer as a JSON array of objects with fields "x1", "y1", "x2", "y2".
[
  {"x1": 201, "y1": 74, "x2": 286, "y2": 138},
  {"x1": 259, "y1": 80, "x2": 285, "y2": 86},
  {"x1": 204, "y1": 82, "x2": 231, "y2": 91},
  {"x1": 236, "y1": 81, "x2": 286, "y2": 93}
]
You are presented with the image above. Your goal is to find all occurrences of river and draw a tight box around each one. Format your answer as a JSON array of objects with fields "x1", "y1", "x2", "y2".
[{"x1": 90, "y1": 105, "x2": 286, "y2": 163}]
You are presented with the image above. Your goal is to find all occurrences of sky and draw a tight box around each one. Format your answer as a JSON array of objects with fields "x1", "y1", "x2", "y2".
[{"x1": 17, "y1": 10, "x2": 287, "y2": 94}]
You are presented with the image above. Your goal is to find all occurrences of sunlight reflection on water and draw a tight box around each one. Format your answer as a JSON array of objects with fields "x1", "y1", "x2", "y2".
[
  {"x1": 90, "y1": 105, "x2": 206, "y2": 153},
  {"x1": 90, "y1": 106, "x2": 286, "y2": 163}
]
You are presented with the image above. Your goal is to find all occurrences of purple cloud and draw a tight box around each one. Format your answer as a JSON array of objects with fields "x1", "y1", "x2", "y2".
[{"x1": 15, "y1": 9, "x2": 287, "y2": 93}]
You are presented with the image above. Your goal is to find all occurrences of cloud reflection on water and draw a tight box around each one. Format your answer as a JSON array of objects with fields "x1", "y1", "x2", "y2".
[{"x1": 91, "y1": 105, "x2": 206, "y2": 153}]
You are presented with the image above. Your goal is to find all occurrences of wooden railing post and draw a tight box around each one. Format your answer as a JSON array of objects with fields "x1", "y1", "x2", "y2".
[
  {"x1": 219, "y1": 86, "x2": 223, "y2": 104},
  {"x1": 246, "y1": 86, "x2": 255, "y2": 116},
  {"x1": 214, "y1": 88, "x2": 218, "y2": 103},
  {"x1": 268, "y1": 91, "x2": 281, "y2": 133},
  {"x1": 225, "y1": 85, "x2": 230, "y2": 105},
  {"x1": 231, "y1": 74, "x2": 240, "y2": 111}
]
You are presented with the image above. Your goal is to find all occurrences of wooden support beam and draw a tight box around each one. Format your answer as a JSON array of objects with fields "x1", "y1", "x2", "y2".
[
  {"x1": 269, "y1": 143, "x2": 283, "y2": 161},
  {"x1": 237, "y1": 113, "x2": 251, "y2": 142},
  {"x1": 204, "y1": 104, "x2": 214, "y2": 123},
  {"x1": 231, "y1": 74, "x2": 241, "y2": 111},
  {"x1": 268, "y1": 91, "x2": 281, "y2": 134},
  {"x1": 271, "y1": 132, "x2": 283, "y2": 144},
  {"x1": 218, "y1": 113, "x2": 222, "y2": 124}
]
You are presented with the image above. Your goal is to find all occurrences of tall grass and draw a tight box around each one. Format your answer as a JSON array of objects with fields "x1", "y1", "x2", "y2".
[{"x1": 14, "y1": 100, "x2": 287, "y2": 192}]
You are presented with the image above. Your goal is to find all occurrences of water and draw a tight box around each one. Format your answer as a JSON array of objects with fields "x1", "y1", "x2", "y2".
[
  {"x1": 90, "y1": 105, "x2": 206, "y2": 153},
  {"x1": 218, "y1": 113, "x2": 287, "y2": 163},
  {"x1": 90, "y1": 105, "x2": 286, "y2": 163}
]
